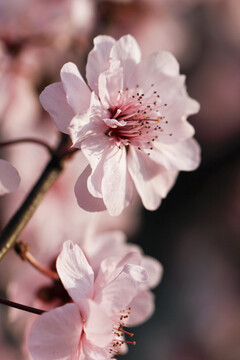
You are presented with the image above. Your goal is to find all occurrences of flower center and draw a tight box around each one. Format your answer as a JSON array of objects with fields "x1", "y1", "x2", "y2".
[
  {"x1": 108, "y1": 308, "x2": 136, "y2": 359},
  {"x1": 105, "y1": 84, "x2": 171, "y2": 152}
]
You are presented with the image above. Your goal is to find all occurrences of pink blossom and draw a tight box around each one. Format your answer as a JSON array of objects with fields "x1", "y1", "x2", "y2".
[
  {"x1": 28, "y1": 240, "x2": 149, "y2": 359},
  {"x1": 0, "y1": 159, "x2": 20, "y2": 196},
  {"x1": 8, "y1": 231, "x2": 161, "y2": 340},
  {"x1": 40, "y1": 34, "x2": 200, "y2": 216}
]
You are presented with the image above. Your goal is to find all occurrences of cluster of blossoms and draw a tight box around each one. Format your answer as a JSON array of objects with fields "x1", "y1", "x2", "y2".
[{"x1": 0, "y1": 34, "x2": 200, "y2": 360}]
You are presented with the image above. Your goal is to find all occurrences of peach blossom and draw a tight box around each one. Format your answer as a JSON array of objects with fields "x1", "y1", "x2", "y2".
[{"x1": 40, "y1": 34, "x2": 200, "y2": 216}]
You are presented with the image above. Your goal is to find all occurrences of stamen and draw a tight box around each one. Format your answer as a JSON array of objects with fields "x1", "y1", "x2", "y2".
[
  {"x1": 115, "y1": 326, "x2": 134, "y2": 337},
  {"x1": 113, "y1": 339, "x2": 136, "y2": 346},
  {"x1": 112, "y1": 109, "x2": 122, "y2": 119},
  {"x1": 105, "y1": 82, "x2": 170, "y2": 149}
]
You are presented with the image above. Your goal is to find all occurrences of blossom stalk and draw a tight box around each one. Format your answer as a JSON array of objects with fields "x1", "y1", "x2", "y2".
[{"x1": 14, "y1": 241, "x2": 59, "y2": 281}]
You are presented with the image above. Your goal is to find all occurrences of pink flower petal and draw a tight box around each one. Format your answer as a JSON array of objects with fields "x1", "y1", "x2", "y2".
[
  {"x1": 110, "y1": 35, "x2": 142, "y2": 84},
  {"x1": 123, "y1": 264, "x2": 148, "y2": 283},
  {"x1": 150, "y1": 138, "x2": 201, "y2": 171},
  {"x1": 127, "y1": 291, "x2": 155, "y2": 327},
  {"x1": 127, "y1": 50, "x2": 180, "y2": 89},
  {"x1": 81, "y1": 133, "x2": 111, "y2": 198},
  {"x1": 60, "y1": 62, "x2": 91, "y2": 114},
  {"x1": 128, "y1": 147, "x2": 177, "y2": 210},
  {"x1": 0, "y1": 159, "x2": 20, "y2": 196},
  {"x1": 94, "y1": 271, "x2": 137, "y2": 317},
  {"x1": 95, "y1": 250, "x2": 141, "y2": 292},
  {"x1": 28, "y1": 303, "x2": 82, "y2": 360},
  {"x1": 84, "y1": 300, "x2": 112, "y2": 347},
  {"x1": 56, "y1": 240, "x2": 94, "y2": 303},
  {"x1": 83, "y1": 231, "x2": 127, "y2": 273},
  {"x1": 141, "y1": 256, "x2": 163, "y2": 289},
  {"x1": 75, "y1": 165, "x2": 106, "y2": 212},
  {"x1": 39, "y1": 82, "x2": 74, "y2": 134},
  {"x1": 69, "y1": 92, "x2": 108, "y2": 147},
  {"x1": 102, "y1": 146, "x2": 133, "y2": 216},
  {"x1": 86, "y1": 35, "x2": 116, "y2": 94},
  {"x1": 98, "y1": 66, "x2": 124, "y2": 109},
  {"x1": 81, "y1": 337, "x2": 109, "y2": 360}
]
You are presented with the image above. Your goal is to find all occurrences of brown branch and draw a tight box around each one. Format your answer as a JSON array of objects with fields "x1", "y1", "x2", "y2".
[{"x1": 0, "y1": 134, "x2": 74, "y2": 261}]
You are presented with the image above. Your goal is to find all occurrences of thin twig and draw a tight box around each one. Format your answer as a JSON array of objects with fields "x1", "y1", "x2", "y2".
[
  {"x1": 0, "y1": 297, "x2": 45, "y2": 315},
  {"x1": 0, "y1": 137, "x2": 54, "y2": 155}
]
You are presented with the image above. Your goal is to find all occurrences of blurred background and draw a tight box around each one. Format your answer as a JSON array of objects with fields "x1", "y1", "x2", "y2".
[{"x1": 0, "y1": 0, "x2": 240, "y2": 359}]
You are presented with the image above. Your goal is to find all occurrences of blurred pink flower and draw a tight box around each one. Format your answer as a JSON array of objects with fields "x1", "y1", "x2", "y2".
[
  {"x1": 0, "y1": 159, "x2": 20, "y2": 196},
  {"x1": 0, "y1": 41, "x2": 45, "y2": 139},
  {"x1": 28, "y1": 240, "x2": 149, "y2": 359},
  {"x1": 0, "y1": 0, "x2": 95, "y2": 42},
  {"x1": 40, "y1": 34, "x2": 200, "y2": 216},
  {"x1": 0, "y1": 339, "x2": 24, "y2": 360},
  {"x1": 0, "y1": 313, "x2": 24, "y2": 360}
]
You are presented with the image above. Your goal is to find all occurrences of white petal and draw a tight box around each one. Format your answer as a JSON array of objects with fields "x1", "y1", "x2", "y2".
[
  {"x1": 81, "y1": 133, "x2": 111, "y2": 198},
  {"x1": 39, "y1": 82, "x2": 74, "y2": 134},
  {"x1": 60, "y1": 62, "x2": 91, "y2": 114},
  {"x1": 127, "y1": 291, "x2": 155, "y2": 327},
  {"x1": 84, "y1": 300, "x2": 112, "y2": 347},
  {"x1": 94, "y1": 272, "x2": 137, "y2": 317},
  {"x1": 141, "y1": 256, "x2": 163, "y2": 289},
  {"x1": 56, "y1": 241, "x2": 94, "y2": 303},
  {"x1": 28, "y1": 303, "x2": 82, "y2": 360},
  {"x1": 151, "y1": 138, "x2": 201, "y2": 171},
  {"x1": 83, "y1": 231, "x2": 126, "y2": 272},
  {"x1": 80, "y1": 338, "x2": 109, "y2": 360},
  {"x1": 128, "y1": 147, "x2": 177, "y2": 210},
  {"x1": 110, "y1": 35, "x2": 141, "y2": 85},
  {"x1": 69, "y1": 92, "x2": 107, "y2": 147},
  {"x1": 128, "y1": 50, "x2": 180, "y2": 89},
  {"x1": 102, "y1": 146, "x2": 133, "y2": 216},
  {"x1": 123, "y1": 264, "x2": 148, "y2": 283},
  {"x1": 86, "y1": 35, "x2": 116, "y2": 94},
  {"x1": 98, "y1": 66, "x2": 124, "y2": 109}
]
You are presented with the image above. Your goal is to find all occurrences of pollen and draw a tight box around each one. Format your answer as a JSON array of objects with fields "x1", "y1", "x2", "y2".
[
  {"x1": 104, "y1": 82, "x2": 171, "y2": 152},
  {"x1": 108, "y1": 308, "x2": 136, "y2": 359}
]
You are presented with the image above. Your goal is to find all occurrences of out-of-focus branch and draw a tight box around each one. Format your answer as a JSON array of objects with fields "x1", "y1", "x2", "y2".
[
  {"x1": 0, "y1": 137, "x2": 54, "y2": 155},
  {"x1": 0, "y1": 297, "x2": 45, "y2": 315},
  {"x1": 0, "y1": 134, "x2": 77, "y2": 261}
]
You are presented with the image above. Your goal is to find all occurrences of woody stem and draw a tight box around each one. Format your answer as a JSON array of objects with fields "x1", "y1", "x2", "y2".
[{"x1": 0, "y1": 134, "x2": 76, "y2": 261}]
